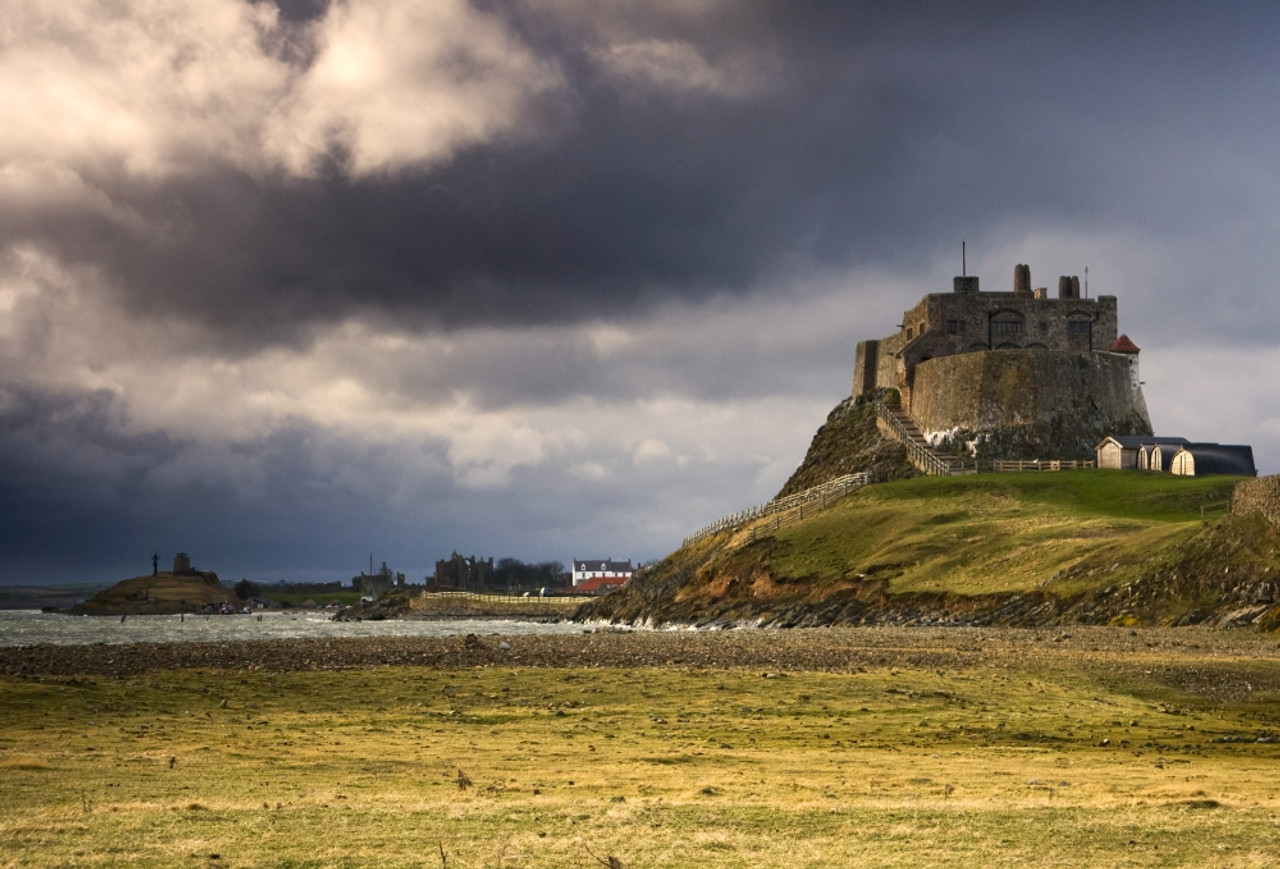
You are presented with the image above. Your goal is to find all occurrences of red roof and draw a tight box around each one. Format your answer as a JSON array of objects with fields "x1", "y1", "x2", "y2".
[
  {"x1": 574, "y1": 576, "x2": 626, "y2": 594},
  {"x1": 1108, "y1": 334, "x2": 1140, "y2": 354}
]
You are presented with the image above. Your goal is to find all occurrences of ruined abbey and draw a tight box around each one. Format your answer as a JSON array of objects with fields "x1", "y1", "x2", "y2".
[{"x1": 853, "y1": 264, "x2": 1152, "y2": 460}]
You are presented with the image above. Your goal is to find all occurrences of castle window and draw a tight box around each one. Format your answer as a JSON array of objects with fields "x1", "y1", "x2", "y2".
[
  {"x1": 1067, "y1": 320, "x2": 1090, "y2": 335},
  {"x1": 1039, "y1": 322, "x2": 1048, "y2": 334},
  {"x1": 906, "y1": 327, "x2": 913, "y2": 339},
  {"x1": 947, "y1": 320, "x2": 965, "y2": 335},
  {"x1": 992, "y1": 320, "x2": 1023, "y2": 338}
]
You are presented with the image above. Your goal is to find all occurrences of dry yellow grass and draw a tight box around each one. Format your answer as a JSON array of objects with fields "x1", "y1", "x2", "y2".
[{"x1": 2, "y1": 627, "x2": 1279, "y2": 867}]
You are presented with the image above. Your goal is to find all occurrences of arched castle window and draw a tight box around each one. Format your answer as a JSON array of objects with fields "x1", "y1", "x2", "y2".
[
  {"x1": 1066, "y1": 312, "x2": 1092, "y2": 336},
  {"x1": 989, "y1": 308, "x2": 1025, "y2": 347}
]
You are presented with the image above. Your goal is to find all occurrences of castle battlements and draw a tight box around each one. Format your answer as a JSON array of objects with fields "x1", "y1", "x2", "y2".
[
  {"x1": 852, "y1": 263, "x2": 1151, "y2": 460},
  {"x1": 853, "y1": 264, "x2": 1118, "y2": 405}
]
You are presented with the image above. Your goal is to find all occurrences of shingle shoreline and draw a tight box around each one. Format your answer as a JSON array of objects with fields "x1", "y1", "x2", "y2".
[{"x1": 2, "y1": 624, "x2": 1275, "y2": 678}]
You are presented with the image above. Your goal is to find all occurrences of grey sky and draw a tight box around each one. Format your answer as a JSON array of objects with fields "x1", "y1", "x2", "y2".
[{"x1": 2, "y1": 1, "x2": 1277, "y2": 585}]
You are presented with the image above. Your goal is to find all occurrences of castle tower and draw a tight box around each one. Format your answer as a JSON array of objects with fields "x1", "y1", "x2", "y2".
[
  {"x1": 1108, "y1": 334, "x2": 1151, "y2": 430},
  {"x1": 1059, "y1": 275, "x2": 1081, "y2": 299},
  {"x1": 1013, "y1": 264, "x2": 1032, "y2": 297}
]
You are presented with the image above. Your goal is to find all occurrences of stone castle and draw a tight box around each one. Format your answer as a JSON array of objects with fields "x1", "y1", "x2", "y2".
[{"x1": 853, "y1": 264, "x2": 1152, "y2": 459}]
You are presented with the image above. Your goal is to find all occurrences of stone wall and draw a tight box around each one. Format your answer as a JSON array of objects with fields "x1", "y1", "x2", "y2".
[
  {"x1": 908, "y1": 349, "x2": 1149, "y2": 459},
  {"x1": 851, "y1": 279, "x2": 1119, "y2": 400},
  {"x1": 1232, "y1": 475, "x2": 1280, "y2": 528},
  {"x1": 852, "y1": 340, "x2": 879, "y2": 397}
]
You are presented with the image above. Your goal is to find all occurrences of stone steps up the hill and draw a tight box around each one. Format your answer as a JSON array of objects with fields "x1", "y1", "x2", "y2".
[{"x1": 877, "y1": 405, "x2": 976, "y2": 476}]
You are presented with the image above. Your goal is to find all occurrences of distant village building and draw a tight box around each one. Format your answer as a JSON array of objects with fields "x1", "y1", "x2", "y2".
[
  {"x1": 352, "y1": 561, "x2": 405, "y2": 594},
  {"x1": 571, "y1": 558, "x2": 634, "y2": 588},
  {"x1": 431, "y1": 552, "x2": 494, "y2": 591},
  {"x1": 573, "y1": 575, "x2": 628, "y2": 595},
  {"x1": 167, "y1": 552, "x2": 220, "y2": 585}
]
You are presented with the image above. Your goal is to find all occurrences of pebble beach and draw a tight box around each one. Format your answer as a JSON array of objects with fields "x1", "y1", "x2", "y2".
[{"x1": 4, "y1": 625, "x2": 1279, "y2": 699}]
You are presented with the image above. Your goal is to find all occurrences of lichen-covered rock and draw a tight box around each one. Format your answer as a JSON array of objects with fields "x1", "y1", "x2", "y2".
[{"x1": 774, "y1": 395, "x2": 914, "y2": 499}]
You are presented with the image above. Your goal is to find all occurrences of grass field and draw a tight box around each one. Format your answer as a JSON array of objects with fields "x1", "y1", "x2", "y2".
[
  {"x1": 3, "y1": 628, "x2": 1280, "y2": 867},
  {"x1": 764, "y1": 471, "x2": 1245, "y2": 596}
]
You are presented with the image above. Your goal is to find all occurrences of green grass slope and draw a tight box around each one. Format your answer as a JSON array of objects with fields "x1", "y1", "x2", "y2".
[
  {"x1": 71, "y1": 572, "x2": 232, "y2": 615},
  {"x1": 580, "y1": 471, "x2": 1280, "y2": 629}
]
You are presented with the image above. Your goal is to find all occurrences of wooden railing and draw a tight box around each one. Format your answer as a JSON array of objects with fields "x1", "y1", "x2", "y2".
[
  {"x1": 876, "y1": 402, "x2": 1094, "y2": 475},
  {"x1": 992, "y1": 459, "x2": 1096, "y2": 472},
  {"x1": 409, "y1": 590, "x2": 589, "y2": 609},
  {"x1": 682, "y1": 472, "x2": 872, "y2": 548},
  {"x1": 740, "y1": 495, "x2": 846, "y2": 546},
  {"x1": 874, "y1": 402, "x2": 977, "y2": 476}
]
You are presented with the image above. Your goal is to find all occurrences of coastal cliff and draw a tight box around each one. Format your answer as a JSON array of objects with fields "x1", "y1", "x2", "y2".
[{"x1": 577, "y1": 473, "x2": 1280, "y2": 630}]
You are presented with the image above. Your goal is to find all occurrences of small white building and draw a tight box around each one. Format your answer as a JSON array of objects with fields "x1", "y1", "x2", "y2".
[
  {"x1": 1097, "y1": 436, "x2": 1256, "y2": 477},
  {"x1": 571, "y1": 557, "x2": 634, "y2": 587},
  {"x1": 1168, "y1": 444, "x2": 1256, "y2": 477},
  {"x1": 1096, "y1": 436, "x2": 1188, "y2": 470}
]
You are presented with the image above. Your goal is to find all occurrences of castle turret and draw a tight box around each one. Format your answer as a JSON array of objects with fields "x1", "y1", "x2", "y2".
[
  {"x1": 1108, "y1": 334, "x2": 1150, "y2": 428},
  {"x1": 1013, "y1": 264, "x2": 1032, "y2": 297}
]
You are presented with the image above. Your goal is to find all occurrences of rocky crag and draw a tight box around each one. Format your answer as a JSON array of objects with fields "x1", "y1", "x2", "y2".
[{"x1": 773, "y1": 395, "x2": 915, "y2": 498}]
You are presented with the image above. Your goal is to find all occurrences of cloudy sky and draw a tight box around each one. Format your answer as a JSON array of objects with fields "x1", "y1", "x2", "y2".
[{"x1": 3, "y1": 1, "x2": 1278, "y2": 586}]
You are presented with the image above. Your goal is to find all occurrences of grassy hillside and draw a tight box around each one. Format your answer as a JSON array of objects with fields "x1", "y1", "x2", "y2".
[
  {"x1": 71, "y1": 572, "x2": 233, "y2": 615},
  {"x1": 580, "y1": 471, "x2": 1280, "y2": 628}
]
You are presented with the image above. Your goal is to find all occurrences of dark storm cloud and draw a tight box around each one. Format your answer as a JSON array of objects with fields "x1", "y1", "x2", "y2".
[
  {"x1": 5, "y1": 1, "x2": 1280, "y2": 587},
  {"x1": 0, "y1": 385, "x2": 183, "y2": 575},
  {"x1": 0, "y1": 381, "x2": 454, "y2": 583},
  {"x1": 9, "y1": 1, "x2": 1276, "y2": 354}
]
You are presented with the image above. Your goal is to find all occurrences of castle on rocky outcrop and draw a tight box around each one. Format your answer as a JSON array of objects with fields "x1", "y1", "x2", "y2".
[{"x1": 853, "y1": 264, "x2": 1152, "y2": 460}]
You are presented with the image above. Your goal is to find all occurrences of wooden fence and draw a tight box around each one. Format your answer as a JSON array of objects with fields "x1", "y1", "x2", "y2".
[
  {"x1": 682, "y1": 472, "x2": 871, "y2": 548},
  {"x1": 874, "y1": 402, "x2": 977, "y2": 476},
  {"x1": 408, "y1": 590, "x2": 588, "y2": 610},
  {"x1": 992, "y1": 459, "x2": 1096, "y2": 472}
]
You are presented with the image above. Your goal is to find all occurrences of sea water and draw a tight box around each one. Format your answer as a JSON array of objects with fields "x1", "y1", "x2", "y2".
[{"x1": 0, "y1": 610, "x2": 590, "y2": 647}]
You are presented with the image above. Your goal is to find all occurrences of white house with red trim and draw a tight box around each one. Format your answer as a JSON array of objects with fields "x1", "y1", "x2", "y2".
[{"x1": 572, "y1": 557, "x2": 634, "y2": 588}]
